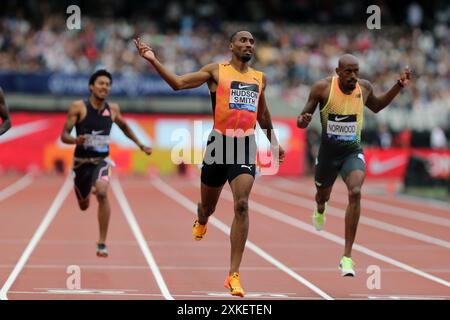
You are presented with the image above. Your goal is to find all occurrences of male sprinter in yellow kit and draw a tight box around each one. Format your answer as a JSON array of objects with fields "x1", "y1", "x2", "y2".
[
  {"x1": 135, "y1": 31, "x2": 285, "y2": 297},
  {"x1": 297, "y1": 54, "x2": 411, "y2": 276}
]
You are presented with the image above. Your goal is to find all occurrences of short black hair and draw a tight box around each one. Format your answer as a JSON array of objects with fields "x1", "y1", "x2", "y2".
[
  {"x1": 229, "y1": 31, "x2": 240, "y2": 43},
  {"x1": 89, "y1": 69, "x2": 112, "y2": 86},
  {"x1": 229, "y1": 30, "x2": 255, "y2": 43}
]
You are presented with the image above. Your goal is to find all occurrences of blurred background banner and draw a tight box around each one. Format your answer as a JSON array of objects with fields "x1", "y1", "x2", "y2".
[
  {"x1": 0, "y1": 113, "x2": 306, "y2": 176},
  {"x1": 364, "y1": 148, "x2": 450, "y2": 178},
  {"x1": 0, "y1": 72, "x2": 208, "y2": 96}
]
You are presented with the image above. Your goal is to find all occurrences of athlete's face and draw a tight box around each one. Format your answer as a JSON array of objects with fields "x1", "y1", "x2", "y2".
[
  {"x1": 337, "y1": 64, "x2": 359, "y2": 91},
  {"x1": 90, "y1": 76, "x2": 111, "y2": 100},
  {"x1": 230, "y1": 32, "x2": 255, "y2": 63}
]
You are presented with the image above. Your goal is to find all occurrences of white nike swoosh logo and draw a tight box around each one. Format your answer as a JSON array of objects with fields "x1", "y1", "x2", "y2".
[
  {"x1": 0, "y1": 120, "x2": 49, "y2": 144},
  {"x1": 369, "y1": 155, "x2": 408, "y2": 174},
  {"x1": 241, "y1": 165, "x2": 252, "y2": 170},
  {"x1": 91, "y1": 130, "x2": 104, "y2": 135},
  {"x1": 238, "y1": 84, "x2": 253, "y2": 90},
  {"x1": 334, "y1": 116, "x2": 350, "y2": 121}
]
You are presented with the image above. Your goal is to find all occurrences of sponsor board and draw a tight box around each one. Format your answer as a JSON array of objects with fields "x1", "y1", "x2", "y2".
[{"x1": 0, "y1": 113, "x2": 305, "y2": 176}]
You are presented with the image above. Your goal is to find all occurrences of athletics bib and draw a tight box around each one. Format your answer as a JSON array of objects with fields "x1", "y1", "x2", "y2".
[
  {"x1": 327, "y1": 114, "x2": 357, "y2": 142},
  {"x1": 229, "y1": 81, "x2": 259, "y2": 113},
  {"x1": 83, "y1": 133, "x2": 110, "y2": 153}
]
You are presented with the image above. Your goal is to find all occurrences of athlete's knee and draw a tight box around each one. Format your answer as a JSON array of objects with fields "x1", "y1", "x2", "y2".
[
  {"x1": 95, "y1": 188, "x2": 108, "y2": 201},
  {"x1": 348, "y1": 186, "x2": 361, "y2": 200},
  {"x1": 199, "y1": 202, "x2": 215, "y2": 216},
  {"x1": 315, "y1": 192, "x2": 330, "y2": 204},
  {"x1": 78, "y1": 201, "x2": 89, "y2": 211},
  {"x1": 234, "y1": 198, "x2": 249, "y2": 217}
]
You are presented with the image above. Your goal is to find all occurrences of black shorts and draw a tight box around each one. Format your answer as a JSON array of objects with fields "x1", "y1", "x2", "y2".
[
  {"x1": 201, "y1": 131, "x2": 257, "y2": 188},
  {"x1": 73, "y1": 159, "x2": 111, "y2": 201},
  {"x1": 314, "y1": 145, "x2": 366, "y2": 188}
]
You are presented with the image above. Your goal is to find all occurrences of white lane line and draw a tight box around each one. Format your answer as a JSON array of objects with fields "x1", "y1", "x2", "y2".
[
  {"x1": 2, "y1": 264, "x2": 449, "y2": 273},
  {"x1": 111, "y1": 179, "x2": 174, "y2": 300},
  {"x1": 253, "y1": 184, "x2": 450, "y2": 250},
  {"x1": 0, "y1": 176, "x2": 72, "y2": 300},
  {"x1": 273, "y1": 178, "x2": 450, "y2": 228},
  {"x1": 351, "y1": 293, "x2": 449, "y2": 300},
  {"x1": 219, "y1": 187, "x2": 450, "y2": 289},
  {"x1": 0, "y1": 173, "x2": 34, "y2": 203},
  {"x1": 8, "y1": 290, "x2": 164, "y2": 297},
  {"x1": 395, "y1": 193, "x2": 450, "y2": 210},
  {"x1": 7, "y1": 291, "x2": 307, "y2": 299},
  {"x1": 152, "y1": 177, "x2": 333, "y2": 300}
]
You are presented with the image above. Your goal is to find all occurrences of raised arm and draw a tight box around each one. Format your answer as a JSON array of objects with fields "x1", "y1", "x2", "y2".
[
  {"x1": 362, "y1": 67, "x2": 411, "y2": 113},
  {"x1": 0, "y1": 87, "x2": 11, "y2": 135},
  {"x1": 297, "y1": 79, "x2": 328, "y2": 129},
  {"x1": 257, "y1": 75, "x2": 285, "y2": 163},
  {"x1": 134, "y1": 37, "x2": 216, "y2": 91},
  {"x1": 61, "y1": 101, "x2": 85, "y2": 145},
  {"x1": 111, "y1": 103, "x2": 152, "y2": 155}
]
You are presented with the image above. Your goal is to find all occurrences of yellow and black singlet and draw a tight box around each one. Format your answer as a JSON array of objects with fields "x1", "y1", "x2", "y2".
[{"x1": 320, "y1": 76, "x2": 364, "y2": 150}]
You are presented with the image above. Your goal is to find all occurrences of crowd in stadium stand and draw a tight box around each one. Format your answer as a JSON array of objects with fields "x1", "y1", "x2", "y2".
[
  {"x1": 0, "y1": 1, "x2": 449, "y2": 113},
  {"x1": 0, "y1": 1, "x2": 448, "y2": 152}
]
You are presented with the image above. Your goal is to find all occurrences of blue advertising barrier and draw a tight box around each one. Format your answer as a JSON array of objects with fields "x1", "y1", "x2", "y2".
[{"x1": 0, "y1": 72, "x2": 209, "y2": 97}]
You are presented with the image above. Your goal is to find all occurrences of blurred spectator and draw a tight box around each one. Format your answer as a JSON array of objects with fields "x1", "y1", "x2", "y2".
[
  {"x1": 430, "y1": 126, "x2": 448, "y2": 149},
  {"x1": 376, "y1": 123, "x2": 393, "y2": 149},
  {"x1": 394, "y1": 128, "x2": 412, "y2": 148},
  {"x1": 407, "y1": 2, "x2": 423, "y2": 28}
]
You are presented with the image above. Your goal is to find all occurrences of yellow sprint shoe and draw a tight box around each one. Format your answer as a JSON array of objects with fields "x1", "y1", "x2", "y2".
[
  {"x1": 224, "y1": 272, "x2": 245, "y2": 297},
  {"x1": 312, "y1": 202, "x2": 327, "y2": 231},
  {"x1": 339, "y1": 256, "x2": 356, "y2": 277},
  {"x1": 192, "y1": 220, "x2": 207, "y2": 241}
]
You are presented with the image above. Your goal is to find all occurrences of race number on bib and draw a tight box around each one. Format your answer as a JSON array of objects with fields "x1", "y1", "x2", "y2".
[
  {"x1": 229, "y1": 81, "x2": 259, "y2": 113},
  {"x1": 83, "y1": 134, "x2": 110, "y2": 153},
  {"x1": 327, "y1": 114, "x2": 357, "y2": 141}
]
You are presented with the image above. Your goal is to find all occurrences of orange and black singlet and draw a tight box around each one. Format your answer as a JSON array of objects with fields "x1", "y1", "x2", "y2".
[{"x1": 211, "y1": 62, "x2": 264, "y2": 137}]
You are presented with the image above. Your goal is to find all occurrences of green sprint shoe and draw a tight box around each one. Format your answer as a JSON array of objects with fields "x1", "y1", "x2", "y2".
[
  {"x1": 339, "y1": 256, "x2": 355, "y2": 277},
  {"x1": 312, "y1": 203, "x2": 327, "y2": 231}
]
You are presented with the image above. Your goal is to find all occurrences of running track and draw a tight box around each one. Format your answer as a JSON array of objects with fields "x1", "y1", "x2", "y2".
[{"x1": 0, "y1": 172, "x2": 449, "y2": 300}]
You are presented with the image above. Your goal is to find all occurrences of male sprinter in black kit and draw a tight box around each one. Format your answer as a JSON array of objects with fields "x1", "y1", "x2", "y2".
[
  {"x1": 61, "y1": 69, "x2": 152, "y2": 257},
  {"x1": 297, "y1": 54, "x2": 411, "y2": 276},
  {"x1": 0, "y1": 87, "x2": 12, "y2": 135}
]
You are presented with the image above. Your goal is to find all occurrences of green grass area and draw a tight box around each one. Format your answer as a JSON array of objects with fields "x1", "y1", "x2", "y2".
[{"x1": 402, "y1": 186, "x2": 450, "y2": 202}]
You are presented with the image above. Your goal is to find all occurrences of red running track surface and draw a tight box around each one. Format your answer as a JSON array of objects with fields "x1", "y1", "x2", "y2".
[{"x1": 0, "y1": 173, "x2": 449, "y2": 300}]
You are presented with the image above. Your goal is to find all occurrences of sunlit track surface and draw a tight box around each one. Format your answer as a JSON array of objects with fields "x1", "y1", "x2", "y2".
[{"x1": 0, "y1": 173, "x2": 448, "y2": 300}]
